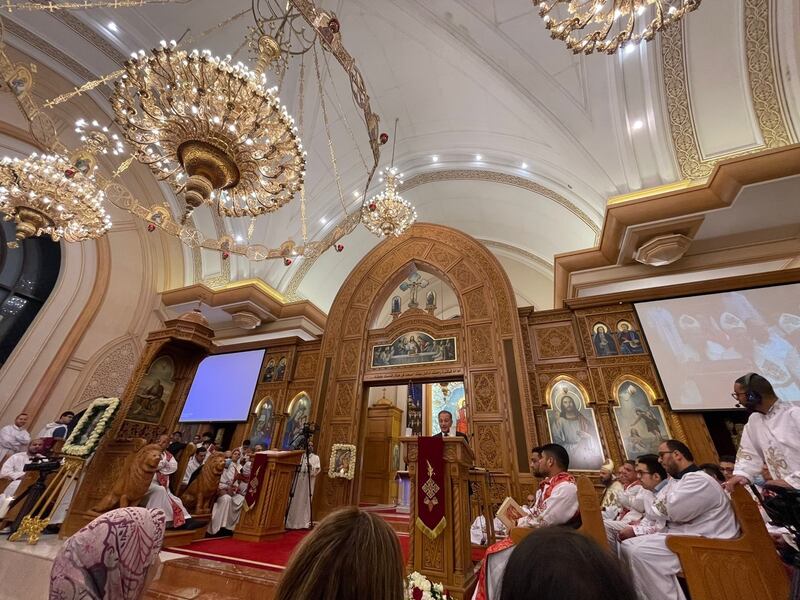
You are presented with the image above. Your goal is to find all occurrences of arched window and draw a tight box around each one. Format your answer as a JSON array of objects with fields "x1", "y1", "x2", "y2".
[{"x1": 0, "y1": 221, "x2": 61, "y2": 366}]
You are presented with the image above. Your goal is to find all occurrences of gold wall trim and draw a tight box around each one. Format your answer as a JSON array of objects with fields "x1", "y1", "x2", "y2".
[{"x1": 744, "y1": 0, "x2": 795, "y2": 146}]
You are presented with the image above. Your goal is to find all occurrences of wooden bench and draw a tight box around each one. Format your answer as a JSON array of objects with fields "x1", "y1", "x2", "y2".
[
  {"x1": 509, "y1": 475, "x2": 607, "y2": 550},
  {"x1": 667, "y1": 485, "x2": 790, "y2": 600}
]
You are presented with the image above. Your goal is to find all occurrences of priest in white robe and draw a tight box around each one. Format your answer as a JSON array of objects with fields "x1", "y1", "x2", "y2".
[
  {"x1": 181, "y1": 447, "x2": 207, "y2": 486},
  {"x1": 620, "y1": 440, "x2": 738, "y2": 600},
  {"x1": 208, "y1": 449, "x2": 245, "y2": 535},
  {"x1": 0, "y1": 414, "x2": 31, "y2": 464},
  {"x1": 144, "y1": 435, "x2": 190, "y2": 528},
  {"x1": 603, "y1": 465, "x2": 646, "y2": 552},
  {"x1": 726, "y1": 373, "x2": 800, "y2": 491},
  {"x1": 474, "y1": 444, "x2": 578, "y2": 600},
  {"x1": 286, "y1": 443, "x2": 321, "y2": 529},
  {"x1": 0, "y1": 438, "x2": 45, "y2": 500}
]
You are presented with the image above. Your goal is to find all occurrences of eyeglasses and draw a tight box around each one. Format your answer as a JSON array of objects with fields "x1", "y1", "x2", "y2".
[
  {"x1": 635, "y1": 469, "x2": 651, "y2": 476},
  {"x1": 730, "y1": 392, "x2": 746, "y2": 399},
  {"x1": 658, "y1": 450, "x2": 674, "y2": 457}
]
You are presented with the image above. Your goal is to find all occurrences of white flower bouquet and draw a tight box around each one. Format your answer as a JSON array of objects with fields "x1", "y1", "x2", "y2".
[
  {"x1": 406, "y1": 571, "x2": 452, "y2": 600},
  {"x1": 62, "y1": 397, "x2": 120, "y2": 457}
]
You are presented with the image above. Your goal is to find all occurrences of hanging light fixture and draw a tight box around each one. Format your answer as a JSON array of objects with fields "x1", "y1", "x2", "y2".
[
  {"x1": 362, "y1": 119, "x2": 417, "y2": 238},
  {"x1": 0, "y1": 120, "x2": 116, "y2": 247},
  {"x1": 531, "y1": 0, "x2": 702, "y2": 55}
]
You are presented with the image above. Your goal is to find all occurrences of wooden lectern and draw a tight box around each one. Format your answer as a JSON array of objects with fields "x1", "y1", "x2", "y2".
[
  {"x1": 234, "y1": 450, "x2": 303, "y2": 542},
  {"x1": 402, "y1": 436, "x2": 477, "y2": 600}
]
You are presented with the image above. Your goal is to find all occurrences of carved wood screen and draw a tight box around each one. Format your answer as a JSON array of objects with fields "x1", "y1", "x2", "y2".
[{"x1": 312, "y1": 223, "x2": 532, "y2": 517}]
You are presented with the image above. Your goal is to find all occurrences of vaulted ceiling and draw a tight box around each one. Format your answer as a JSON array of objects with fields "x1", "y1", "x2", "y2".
[{"x1": 4, "y1": 0, "x2": 798, "y2": 311}]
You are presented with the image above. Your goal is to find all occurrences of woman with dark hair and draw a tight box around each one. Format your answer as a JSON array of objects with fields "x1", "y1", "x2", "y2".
[
  {"x1": 500, "y1": 527, "x2": 637, "y2": 600},
  {"x1": 274, "y1": 506, "x2": 405, "y2": 600}
]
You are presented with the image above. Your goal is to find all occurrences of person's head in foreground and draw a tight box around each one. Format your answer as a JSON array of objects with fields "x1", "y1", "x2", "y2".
[
  {"x1": 274, "y1": 506, "x2": 404, "y2": 600},
  {"x1": 50, "y1": 507, "x2": 166, "y2": 600},
  {"x1": 500, "y1": 527, "x2": 637, "y2": 600}
]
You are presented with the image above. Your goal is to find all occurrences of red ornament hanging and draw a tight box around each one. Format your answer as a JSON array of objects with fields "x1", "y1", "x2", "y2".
[
  {"x1": 283, "y1": 257, "x2": 292, "y2": 266},
  {"x1": 222, "y1": 251, "x2": 230, "y2": 260},
  {"x1": 328, "y1": 17, "x2": 340, "y2": 34},
  {"x1": 368, "y1": 202, "x2": 377, "y2": 211},
  {"x1": 147, "y1": 223, "x2": 156, "y2": 232},
  {"x1": 379, "y1": 132, "x2": 389, "y2": 145},
  {"x1": 334, "y1": 243, "x2": 344, "y2": 252}
]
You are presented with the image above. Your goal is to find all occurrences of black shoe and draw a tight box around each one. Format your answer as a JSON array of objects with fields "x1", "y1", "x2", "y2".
[{"x1": 43, "y1": 524, "x2": 61, "y2": 535}]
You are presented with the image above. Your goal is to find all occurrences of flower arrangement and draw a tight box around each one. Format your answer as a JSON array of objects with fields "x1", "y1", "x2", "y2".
[
  {"x1": 406, "y1": 571, "x2": 452, "y2": 600},
  {"x1": 62, "y1": 397, "x2": 120, "y2": 457}
]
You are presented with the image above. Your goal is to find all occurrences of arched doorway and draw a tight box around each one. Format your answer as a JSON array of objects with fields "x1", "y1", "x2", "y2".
[{"x1": 312, "y1": 223, "x2": 534, "y2": 517}]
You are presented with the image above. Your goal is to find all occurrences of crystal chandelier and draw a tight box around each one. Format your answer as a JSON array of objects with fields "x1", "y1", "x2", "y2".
[
  {"x1": 0, "y1": 121, "x2": 115, "y2": 247},
  {"x1": 111, "y1": 41, "x2": 305, "y2": 221},
  {"x1": 532, "y1": 0, "x2": 701, "y2": 55},
  {"x1": 362, "y1": 120, "x2": 417, "y2": 238}
]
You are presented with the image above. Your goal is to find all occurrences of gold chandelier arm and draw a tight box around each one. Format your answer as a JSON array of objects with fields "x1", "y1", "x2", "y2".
[
  {"x1": 42, "y1": 69, "x2": 123, "y2": 110},
  {"x1": 1, "y1": 0, "x2": 192, "y2": 12}
]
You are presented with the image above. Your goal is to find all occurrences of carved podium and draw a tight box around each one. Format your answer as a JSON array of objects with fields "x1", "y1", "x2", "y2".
[
  {"x1": 402, "y1": 436, "x2": 477, "y2": 599},
  {"x1": 234, "y1": 450, "x2": 303, "y2": 542}
]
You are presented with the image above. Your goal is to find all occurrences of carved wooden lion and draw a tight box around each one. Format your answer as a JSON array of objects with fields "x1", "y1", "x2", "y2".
[
  {"x1": 180, "y1": 453, "x2": 226, "y2": 513},
  {"x1": 91, "y1": 443, "x2": 162, "y2": 513}
]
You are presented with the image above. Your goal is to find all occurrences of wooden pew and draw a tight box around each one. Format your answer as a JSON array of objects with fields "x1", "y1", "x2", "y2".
[
  {"x1": 510, "y1": 475, "x2": 607, "y2": 549},
  {"x1": 666, "y1": 485, "x2": 790, "y2": 600}
]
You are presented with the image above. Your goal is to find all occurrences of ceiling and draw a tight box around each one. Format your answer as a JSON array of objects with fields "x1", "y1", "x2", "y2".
[{"x1": 3, "y1": 0, "x2": 798, "y2": 312}]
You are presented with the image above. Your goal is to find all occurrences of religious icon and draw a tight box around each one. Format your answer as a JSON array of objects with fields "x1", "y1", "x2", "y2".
[
  {"x1": 329, "y1": 444, "x2": 356, "y2": 479},
  {"x1": 430, "y1": 382, "x2": 468, "y2": 436},
  {"x1": 399, "y1": 269, "x2": 429, "y2": 309},
  {"x1": 71, "y1": 152, "x2": 95, "y2": 175},
  {"x1": 275, "y1": 356, "x2": 287, "y2": 381},
  {"x1": 545, "y1": 377, "x2": 604, "y2": 470},
  {"x1": 613, "y1": 378, "x2": 670, "y2": 459},
  {"x1": 616, "y1": 320, "x2": 644, "y2": 355},
  {"x1": 127, "y1": 355, "x2": 174, "y2": 424},
  {"x1": 592, "y1": 322, "x2": 618, "y2": 357},
  {"x1": 391, "y1": 295, "x2": 402, "y2": 315},
  {"x1": 250, "y1": 397, "x2": 274, "y2": 449},
  {"x1": 8, "y1": 66, "x2": 31, "y2": 96},
  {"x1": 283, "y1": 392, "x2": 312, "y2": 450},
  {"x1": 262, "y1": 358, "x2": 276, "y2": 382},
  {"x1": 425, "y1": 291, "x2": 436, "y2": 310},
  {"x1": 371, "y1": 331, "x2": 457, "y2": 368}
]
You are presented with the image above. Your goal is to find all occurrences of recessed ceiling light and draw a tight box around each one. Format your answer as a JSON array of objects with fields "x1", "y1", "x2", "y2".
[
  {"x1": 624, "y1": 43, "x2": 637, "y2": 55},
  {"x1": 431, "y1": 155, "x2": 439, "y2": 163},
  {"x1": 631, "y1": 120, "x2": 644, "y2": 130},
  {"x1": 235, "y1": 235, "x2": 243, "y2": 242},
  {"x1": 107, "y1": 21, "x2": 118, "y2": 32},
  {"x1": 352, "y1": 190, "x2": 360, "y2": 198},
  {"x1": 320, "y1": 217, "x2": 327, "y2": 224},
  {"x1": 521, "y1": 162, "x2": 528, "y2": 169},
  {"x1": 475, "y1": 154, "x2": 482, "y2": 161}
]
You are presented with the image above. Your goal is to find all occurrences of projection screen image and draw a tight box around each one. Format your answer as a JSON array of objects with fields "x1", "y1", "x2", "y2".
[{"x1": 635, "y1": 283, "x2": 800, "y2": 411}]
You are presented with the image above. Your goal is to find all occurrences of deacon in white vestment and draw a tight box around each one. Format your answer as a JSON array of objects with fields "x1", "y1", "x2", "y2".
[
  {"x1": 0, "y1": 438, "x2": 46, "y2": 500},
  {"x1": 0, "y1": 414, "x2": 31, "y2": 464},
  {"x1": 286, "y1": 446, "x2": 321, "y2": 529},
  {"x1": 144, "y1": 436, "x2": 190, "y2": 527},
  {"x1": 181, "y1": 448, "x2": 207, "y2": 486},
  {"x1": 474, "y1": 444, "x2": 578, "y2": 600},
  {"x1": 621, "y1": 441, "x2": 738, "y2": 600},
  {"x1": 727, "y1": 373, "x2": 800, "y2": 491},
  {"x1": 208, "y1": 451, "x2": 245, "y2": 535}
]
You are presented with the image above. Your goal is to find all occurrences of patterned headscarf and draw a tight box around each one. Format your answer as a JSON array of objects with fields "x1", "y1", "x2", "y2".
[{"x1": 49, "y1": 507, "x2": 166, "y2": 600}]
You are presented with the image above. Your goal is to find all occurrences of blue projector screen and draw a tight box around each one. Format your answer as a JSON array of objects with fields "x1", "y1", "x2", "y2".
[{"x1": 179, "y1": 349, "x2": 265, "y2": 422}]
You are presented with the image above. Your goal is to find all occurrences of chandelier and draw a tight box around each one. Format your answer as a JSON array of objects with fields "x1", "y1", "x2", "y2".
[
  {"x1": 0, "y1": 121, "x2": 115, "y2": 248},
  {"x1": 531, "y1": 0, "x2": 702, "y2": 55},
  {"x1": 362, "y1": 120, "x2": 417, "y2": 238},
  {"x1": 112, "y1": 41, "x2": 305, "y2": 221}
]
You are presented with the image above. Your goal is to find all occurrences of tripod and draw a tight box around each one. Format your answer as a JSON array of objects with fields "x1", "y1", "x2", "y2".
[{"x1": 284, "y1": 424, "x2": 317, "y2": 529}]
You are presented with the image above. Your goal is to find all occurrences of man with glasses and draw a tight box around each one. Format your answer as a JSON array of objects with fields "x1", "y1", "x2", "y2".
[
  {"x1": 620, "y1": 440, "x2": 737, "y2": 600},
  {"x1": 604, "y1": 458, "x2": 654, "y2": 552},
  {"x1": 614, "y1": 455, "x2": 669, "y2": 549},
  {"x1": 726, "y1": 372, "x2": 800, "y2": 492}
]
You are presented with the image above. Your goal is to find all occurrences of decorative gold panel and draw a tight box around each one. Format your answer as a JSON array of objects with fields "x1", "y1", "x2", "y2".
[
  {"x1": 471, "y1": 371, "x2": 499, "y2": 414},
  {"x1": 467, "y1": 324, "x2": 495, "y2": 366},
  {"x1": 464, "y1": 287, "x2": 490, "y2": 321}
]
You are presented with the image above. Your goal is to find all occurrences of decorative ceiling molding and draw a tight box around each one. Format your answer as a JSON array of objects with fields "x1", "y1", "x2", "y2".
[
  {"x1": 281, "y1": 169, "x2": 587, "y2": 302},
  {"x1": 400, "y1": 169, "x2": 600, "y2": 235},
  {"x1": 661, "y1": 2, "x2": 794, "y2": 181},
  {"x1": 3, "y1": 18, "x2": 97, "y2": 83},
  {"x1": 50, "y1": 11, "x2": 127, "y2": 67},
  {"x1": 477, "y1": 238, "x2": 554, "y2": 273},
  {"x1": 743, "y1": 0, "x2": 796, "y2": 145}
]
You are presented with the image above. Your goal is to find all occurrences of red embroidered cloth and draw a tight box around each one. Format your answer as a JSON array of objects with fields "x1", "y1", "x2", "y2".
[
  {"x1": 244, "y1": 452, "x2": 270, "y2": 510},
  {"x1": 415, "y1": 436, "x2": 446, "y2": 539}
]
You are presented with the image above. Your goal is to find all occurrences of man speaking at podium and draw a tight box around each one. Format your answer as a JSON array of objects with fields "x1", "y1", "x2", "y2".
[{"x1": 433, "y1": 410, "x2": 467, "y2": 439}]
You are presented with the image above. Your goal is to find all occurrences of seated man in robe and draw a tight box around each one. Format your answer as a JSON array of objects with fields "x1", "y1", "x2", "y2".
[
  {"x1": 606, "y1": 454, "x2": 666, "y2": 553},
  {"x1": 208, "y1": 449, "x2": 245, "y2": 536},
  {"x1": 0, "y1": 438, "x2": 45, "y2": 501},
  {"x1": 603, "y1": 460, "x2": 641, "y2": 520},
  {"x1": 0, "y1": 413, "x2": 31, "y2": 465},
  {"x1": 143, "y1": 434, "x2": 193, "y2": 529},
  {"x1": 603, "y1": 460, "x2": 645, "y2": 549},
  {"x1": 619, "y1": 440, "x2": 738, "y2": 600},
  {"x1": 473, "y1": 444, "x2": 578, "y2": 600},
  {"x1": 181, "y1": 447, "x2": 207, "y2": 486},
  {"x1": 599, "y1": 458, "x2": 623, "y2": 510}
]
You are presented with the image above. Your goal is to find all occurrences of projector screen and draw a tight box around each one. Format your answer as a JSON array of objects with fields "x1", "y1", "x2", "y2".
[
  {"x1": 635, "y1": 283, "x2": 800, "y2": 411},
  {"x1": 179, "y1": 349, "x2": 265, "y2": 422}
]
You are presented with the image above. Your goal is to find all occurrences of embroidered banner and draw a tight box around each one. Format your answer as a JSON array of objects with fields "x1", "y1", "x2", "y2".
[
  {"x1": 244, "y1": 452, "x2": 269, "y2": 510},
  {"x1": 415, "y1": 435, "x2": 446, "y2": 539}
]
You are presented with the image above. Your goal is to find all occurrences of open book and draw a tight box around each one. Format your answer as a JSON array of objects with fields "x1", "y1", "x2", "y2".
[{"x1": 496, "y1": 496, "x2": 526, "y2": 531}]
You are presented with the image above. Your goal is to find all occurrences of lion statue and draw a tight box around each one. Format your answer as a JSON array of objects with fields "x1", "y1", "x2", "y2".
[
  {"x1": 91, "y1": 443, "x2": 162, "y2": 513},
  {"x1": 180, "y1": 453, "x2": 226, "y2": 513}
]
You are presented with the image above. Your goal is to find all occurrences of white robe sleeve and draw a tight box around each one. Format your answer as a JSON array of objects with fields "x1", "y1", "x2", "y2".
[
  {"x1": 309, "y1": 454, "x2": 321, "y2": 477},
  {"x1": 661, "y1": 473, "x2": 720, "y2": 524},
  {"x1": 519, "y1": 482, "x2": 578, "y2": 527},
  {"x1": 732, "y1": 422, "x2": 762, "y2": 483},
  {"x1": 159, "y1": 453, "x2": 178, "y2": 475},
  {"x1": 0, "y1": 453, "x2": 27, "y2": 480}
]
